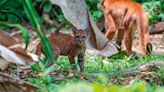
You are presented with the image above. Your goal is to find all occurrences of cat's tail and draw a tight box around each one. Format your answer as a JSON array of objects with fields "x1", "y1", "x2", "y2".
[{"x1": 54, "y1": 22, "x2": 66, "y2": 34}]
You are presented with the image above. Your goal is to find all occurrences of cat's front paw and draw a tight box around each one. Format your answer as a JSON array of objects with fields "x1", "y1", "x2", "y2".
[{"x1": 79, "y1": 61, "x2": 84, "y2": 72}]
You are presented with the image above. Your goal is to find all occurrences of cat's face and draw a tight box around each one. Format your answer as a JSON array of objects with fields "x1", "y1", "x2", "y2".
[{"x1": 72, "y1": 27, "x2": 87, "y2": 46}]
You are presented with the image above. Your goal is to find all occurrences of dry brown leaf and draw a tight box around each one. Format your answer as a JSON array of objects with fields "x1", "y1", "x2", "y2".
[
  {"x1": 118, "y1": 78, "x2": 130, "y2": 85},
  {"x1": 0, "y1": 72, "x2": 38, "y2": 92},
  {"x1": 0, "y1": 31, "x2": 38, "y2": 71},
  {"x1": 0, "y1": 31, "x2": 38, "y2": 60},
  {"x1": 137, "y1": 72, "x2": 152, "y2": 78},
  {"x1": 80, "y1": 76, "x2": 88, "y2": 81},
  {"x1": 0, "y1": 31, "x2": 17, "y2": 47}
]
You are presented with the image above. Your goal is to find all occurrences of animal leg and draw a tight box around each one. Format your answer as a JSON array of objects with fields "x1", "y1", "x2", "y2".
[
  {"x1": 68, "y1": 55, "x2": 76, "y2": 70},
  {"x1": 105, "y1": 14, "x2": 116, "y2": 40},
  {"x1": 52, "y1": 44, "x2": 60, "y2": 59},
  {"x1": 116, "y1": 28, "x2": 125, "y2": 50},
  {"x1": 78, "y1": 53, "x2": 84, "y2": 72},
  {"x1": 124, "y1": 18, "x2": 135, "y2": 56},
  {"x1": 139, "y1": 15, "x2": 151, "y2": 56}
]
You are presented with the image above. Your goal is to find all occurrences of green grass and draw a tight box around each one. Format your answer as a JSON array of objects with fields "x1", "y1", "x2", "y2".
[{"x1": 26, "y1": 53, "x2": 164, "y2": 92}]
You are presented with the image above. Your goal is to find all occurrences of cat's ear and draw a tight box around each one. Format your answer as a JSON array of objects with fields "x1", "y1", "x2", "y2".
[{"x1": 72, "y1": 26, "x2": 78, "y2": 35}]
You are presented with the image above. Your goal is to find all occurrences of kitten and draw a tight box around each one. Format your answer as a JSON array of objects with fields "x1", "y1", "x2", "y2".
[{"x1": 36, "y1": 27, "x2": 87, "y2": 72}]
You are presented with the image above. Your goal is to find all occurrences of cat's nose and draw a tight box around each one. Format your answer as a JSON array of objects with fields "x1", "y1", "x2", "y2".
[
  {"x1": 79, "y1": 40, "x2": 83, "y2": 44},
  {"x1": 79, "y1": 41, "x2": 82, "y2": 43}
]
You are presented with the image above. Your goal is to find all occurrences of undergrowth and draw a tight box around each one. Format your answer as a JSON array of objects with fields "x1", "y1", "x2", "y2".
[{"x1": 26, "y1": 54, "x2": 164, "y2": 92}]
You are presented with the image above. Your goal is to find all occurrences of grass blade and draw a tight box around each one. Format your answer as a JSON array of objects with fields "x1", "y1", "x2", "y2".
[{"x1": 21, "y1": 0, "x2": 55, "y2": 61}]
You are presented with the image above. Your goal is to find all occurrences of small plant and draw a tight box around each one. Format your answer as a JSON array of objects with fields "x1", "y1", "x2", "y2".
[
  {"x1": 143, "y1": 1, "x2": 164, "y2": 24},
  {"x1": 86, "y1": 0, "x2": 103, "y2": 21}
]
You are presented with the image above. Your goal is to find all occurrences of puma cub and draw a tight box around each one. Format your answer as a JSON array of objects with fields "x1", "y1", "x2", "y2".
[{"x1": 36, "y1": 27, "x2": 87, "y2": 72}]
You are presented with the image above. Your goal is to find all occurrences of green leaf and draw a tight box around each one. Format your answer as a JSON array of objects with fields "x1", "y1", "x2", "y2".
[
  {"x1": 43, "y1": 64, "x2": 57, "y2": 76},
  {"x1": 0, "y1": 0, "x2": 9, "y2": 10},
  {"x1": 159, "y1": 13, "x2": 164, "y2": 21},
  {"x1": 31, "y1": 63, "x2": 41, "y2": 71},
  {"x1": 21, "y1": 0, "x2": 55, "y2": 61},
  {"x1": 43, "y1": 2, "x2": 52, "y2": 12},
  {"x1": 96, "y1": 74, "x2": 108, "y2": 84}
]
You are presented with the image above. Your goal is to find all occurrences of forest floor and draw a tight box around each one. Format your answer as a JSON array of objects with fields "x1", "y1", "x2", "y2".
[{"x1": 6, "y1": 25, "x2": 164, "y2": 92}]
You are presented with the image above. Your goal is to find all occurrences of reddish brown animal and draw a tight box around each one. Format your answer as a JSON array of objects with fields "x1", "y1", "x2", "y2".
[
  {"x1": 101, "y1": 0, "x2": 150, "y2": 56},
  {"x1": 36, "y1": 27, "x2": 87, "y2": 72}
]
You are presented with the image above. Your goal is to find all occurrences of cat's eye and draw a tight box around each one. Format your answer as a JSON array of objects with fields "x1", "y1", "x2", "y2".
[
  {"x1": 82, "y1": 36, "x2": 85, "y2": 38},
  {"x1": 75, "y1": 35, "x2": 80, "y2": 38}
]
